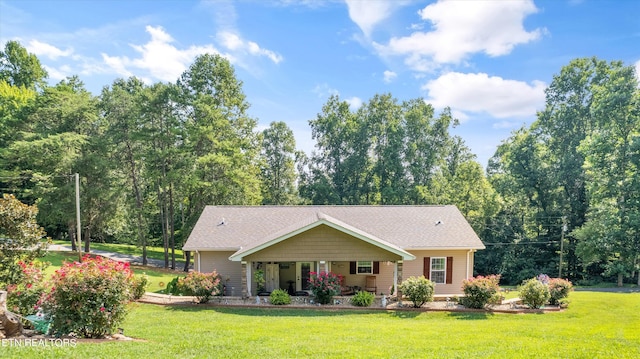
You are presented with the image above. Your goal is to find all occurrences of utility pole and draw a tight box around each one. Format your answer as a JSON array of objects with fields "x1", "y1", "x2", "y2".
[
  {"x1": 558, "y1": 217, "x2": 566, "y2": 278},
  {"x1": 75, "y1": 173, "x2": 82, "y2": 262}
]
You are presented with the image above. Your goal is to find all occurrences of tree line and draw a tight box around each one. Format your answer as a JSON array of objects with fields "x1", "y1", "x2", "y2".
[{"x1": 1, "y1": 41, "x2": 638, "y2": 285}]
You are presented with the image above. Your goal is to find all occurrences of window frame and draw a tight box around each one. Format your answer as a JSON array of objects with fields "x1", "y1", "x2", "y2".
[
  {"x1": 430, "y1": 257, "x2": 446, "y2": 284},
  {"x1": 356, "y1": 260, "x2": 373, "y2": 275}
]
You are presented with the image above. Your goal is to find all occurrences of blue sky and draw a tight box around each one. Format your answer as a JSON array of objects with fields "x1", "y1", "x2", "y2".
[{"x1": 1, "y1": 0, "x2": 639, "y2": 166}]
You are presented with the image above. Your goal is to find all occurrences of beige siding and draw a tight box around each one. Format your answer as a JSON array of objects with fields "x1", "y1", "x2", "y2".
[
  {"x1": 245, "y1": 224, "x2": 402, "y2": 262},
  {"x1": 197, "y1": 244, "x2": 478, "y2": 297},
  {"x1": 402, "y1": 250, "x2": 474, "y2": 295},
  {"x1": 197, "y1": 251, "x2": 243, "y2": 297}
]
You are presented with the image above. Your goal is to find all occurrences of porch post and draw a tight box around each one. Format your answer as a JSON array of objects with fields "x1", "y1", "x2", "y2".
[
  {"x1": 241, "y1": 261, "x2": 249, "y2": 298},
  {"x1": 396, "y1": 260, "x2": 403, "y2": 299}
]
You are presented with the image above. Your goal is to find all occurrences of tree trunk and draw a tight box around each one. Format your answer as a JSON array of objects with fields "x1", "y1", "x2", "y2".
[
  {"x1": 158, "y1": 185, "x2": 169, "y2": 269},
  {"x1": 169, "y1": 184, "x2": 176, "y2": 270},
  {"x1": 0, "y1": 308, "x2": 23, "y2": 338},
  {"x1": 125, "y1": 141, "x2": 147, "y2": 266},
  {"x1": 68, "y1": 223, "x2": 76, "y2": 251},
  {"x1": 83, "y1": 226, "x2": 91, "y2": 253},
  {"x1": 183, "y1": 251, "x2": 191, "y2": 272},
  {"x1": 617, "y1": 273, "x2": 624, "y2": 287}
]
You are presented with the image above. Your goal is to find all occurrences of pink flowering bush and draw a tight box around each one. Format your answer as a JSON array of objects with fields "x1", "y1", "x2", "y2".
[
  {"x1": 176, "y1": 270, "x2": 221, "y2": 304},
  {"x1": 460, "y1": 275, "x2": 501, "y2": 309},
  {"x1": 39, "y1": 254, "x2": 136, "y2": 338},
  {"x1": 548, "y1": 278, "x2": 573, "y2": 305},
  {"x1": 308, "y1": 271, "x2": 342, "y2": 304},
  {"x1": 5, "y1": 261, "x2": 48, "y2": 318}
]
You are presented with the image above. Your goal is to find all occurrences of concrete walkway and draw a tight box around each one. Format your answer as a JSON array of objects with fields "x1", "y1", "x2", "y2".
[{"x1": 48, "y1": 244, "x2": 188, "y2": 271}]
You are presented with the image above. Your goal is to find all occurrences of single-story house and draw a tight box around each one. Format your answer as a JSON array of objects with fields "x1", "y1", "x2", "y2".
[{"x1": 183, "y1": 205, "x2": 485, "y2": 297}]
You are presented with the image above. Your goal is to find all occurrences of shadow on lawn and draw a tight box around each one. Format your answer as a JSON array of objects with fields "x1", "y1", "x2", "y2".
[
  {"x1": 447, "y1": 312, "x2": 494, "y2": 320},
  {"x1": 163, "y1": 305, "x2": 386, "y2": 318}
]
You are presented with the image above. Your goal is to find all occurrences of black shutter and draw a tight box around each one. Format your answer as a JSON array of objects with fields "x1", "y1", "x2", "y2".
[
  {"x1": 350, "y1": 261, "x2": 356, "y2": 274},
  {"x1": 446, "y1": 257, "x2": 453, "y2": 284},
  {"x1": 373, "y1": 261, "x2": 380, "y2": 274},
  {"x1": 423, "y1": 257, "x2": 431, "y2": 279}
]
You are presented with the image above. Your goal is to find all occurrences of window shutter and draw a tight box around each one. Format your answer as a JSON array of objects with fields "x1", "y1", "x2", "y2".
[
  {"x1": 446, "y1": 257, "x2": 453, "y2": 284},
  {"x1": 373, "y1": 261, "x2": 380, "y2": 274},
  {"x1": 350, "y1": 261, "x2": 356, "y2": 274},
  {"x1": 423, "y1": 257, "x2": 431, "y2": 278}
]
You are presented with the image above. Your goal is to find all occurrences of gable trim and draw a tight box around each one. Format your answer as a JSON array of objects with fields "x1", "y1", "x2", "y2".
[{"x1": 228, "y1": 214, "x2": 416, "y2": 262}]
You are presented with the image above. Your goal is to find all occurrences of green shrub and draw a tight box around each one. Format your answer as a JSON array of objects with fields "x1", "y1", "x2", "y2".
[
  {"x1": 399, "y1": 276, "x2": 435, "y2": 308},
  {"x1": 165, "y1": 276, "x2": 182, "y2": 295},
  {"x1": 518, "y1": 278, "x2": 550, "y2": 309},
  {"x1": 548, "y1": 278, "x2": 573, "y2": 305},
  {"x1": 5, "y1": 261, "x2": 48, "y2": 318},
  {"x1": 177, "y1": 270, "x2": 221, "y2": 303},
  {"x1": 460, "y1": 274, "x2": 501, "y2": 309},
  {"x1": 269, "y1": 289, "x2": 291, "y2": 305},
  {"x1": 131, "y1": 273, "x2": 149, "y2": 300},
  {"x1": 350, "y1": 291, "x2": 375, "y2": 307},
  {"x1": 308, "y1": 271, "x2": 341, "y2": 305},
  {"x1": 40, "y1": 254, "x2": 135, "y2": 338}
]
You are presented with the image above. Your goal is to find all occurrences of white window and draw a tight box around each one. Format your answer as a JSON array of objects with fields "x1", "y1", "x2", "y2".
[
  {"x1": 357, "y1": 261, "x2": 373, "y2": 274},
  {"x1": 431, "y1": 257, "x2": 446, "y2": 284}
]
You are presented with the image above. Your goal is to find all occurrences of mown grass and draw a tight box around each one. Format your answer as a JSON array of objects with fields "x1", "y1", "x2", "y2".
[
  {"x1": 5, "y1": 291, "x2": 639, "y2": 358},
  {"x1": 50, "y1": 240, "x2": 184, "y2": 263}
]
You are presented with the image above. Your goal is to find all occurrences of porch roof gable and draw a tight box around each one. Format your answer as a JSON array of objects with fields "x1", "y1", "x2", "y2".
[{"x1": 228, "y1": 211, "x2": 416, "y2": 261}]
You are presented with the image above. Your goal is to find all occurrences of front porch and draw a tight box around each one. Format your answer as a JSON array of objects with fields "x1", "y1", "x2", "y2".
[{"x1": 241, "y1": 259, "x2": 405, "y2": 298}]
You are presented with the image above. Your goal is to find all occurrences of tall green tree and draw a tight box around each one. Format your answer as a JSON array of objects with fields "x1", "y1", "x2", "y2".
[
  {"x1": 0, "y1": 40, "x2": 48, "y2": 91},
  {"x1": 178, "y1": 53, "x2": 262, "y2": 220},
  {"x1": 101, "y1": 77, "x2": 151, "y2": 264},
  {"x1": 260, "y1": 121, "x2": 300, "y2": 205},
  {"x1": 574, "y1": 62, "x2": 640, "y2": 286}
]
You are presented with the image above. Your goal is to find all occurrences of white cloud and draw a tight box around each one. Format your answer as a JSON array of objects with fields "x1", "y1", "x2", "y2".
[
  {"x1": 345, "y1": 0, "x2": 411, "y2": 37},
  {"x1": 43, "y1": 65, "x2": 70, "y2": 80},
  {"x1": 101, "y1": 25, "x2": 219, "y2": 82},
  {"x1": 375, "y1": 0, "x2": 543, "y2": 70},
  {"x1": 345, "y1": 0, "x2": 395, "y2": 37},
  {"x1": 345, "y1": 96, "x2": 363, "y2": 110},
  {"x1": 383, "y1": 70, "x2": 397, "y2": 83},
  {"x1": 423, "y1": 72, "x2": 546, "y2": 119},
  {"x1": 26, "y1": 40, "x2": 73, "y2": 60},
  {"x1": 218, "y1": 31, "x2": 283, "y2": 64}
]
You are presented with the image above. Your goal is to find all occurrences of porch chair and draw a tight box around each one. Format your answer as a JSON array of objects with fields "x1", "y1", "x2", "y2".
[
  {"x1": 340, "y1": 276, "x2": 355, "y2": 296},
  {"x1": 365, "y1": 276, "x2": 377, "y2": 294}
]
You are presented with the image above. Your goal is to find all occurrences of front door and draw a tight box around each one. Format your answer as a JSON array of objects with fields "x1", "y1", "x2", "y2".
[
  {"x1": 296, "y1": 261, "x2": 313, "y2": 291},
  {"x1": 265, "y1": 263, "x2": 279, "y2": 292}
]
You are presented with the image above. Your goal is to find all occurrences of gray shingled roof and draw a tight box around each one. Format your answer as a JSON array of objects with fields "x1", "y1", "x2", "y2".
[{"x1": 183, "y1": 206, "x2": 485, "y2": 256}]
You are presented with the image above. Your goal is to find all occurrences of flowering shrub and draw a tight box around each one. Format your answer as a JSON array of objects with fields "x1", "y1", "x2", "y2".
[
  {"x1": 399, "y1": 276, "x2": 435, "y2": 308},
  {"x1": 39, "y1": 254, "x2": 135, "y2": 338},
  {"x1": 308, "y1": 272, "x2": 341, "y2": 304},
  {"x1": 131, "y1": 273, "x2": 149, "y2": 300},
  {"x1": 350, "y1": 290, "x2": 375, "y2": 307},
  {"x1": 460, "y1": 275, "x2": 501, "y2": 309},
  {"x1": 5, "y1": 261, "x2": 48, "y2": 318},
  {"x1": 518, "y1": 278, "x2": 550, "y2": 309},
  {"x1": 548, "y1": 278, "x2": 573, "y2": 305},
  {"x1": 269, "y1": 289, "x2": 291, "y2": 305},
  {"x1": 177, "y1": 270, "x2": 221, "y2": 303}
]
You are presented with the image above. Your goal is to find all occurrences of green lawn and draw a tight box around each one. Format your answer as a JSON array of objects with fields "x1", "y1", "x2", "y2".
[{"x1": 4, "y1": 291, "x2": 639, "y2": 358}]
